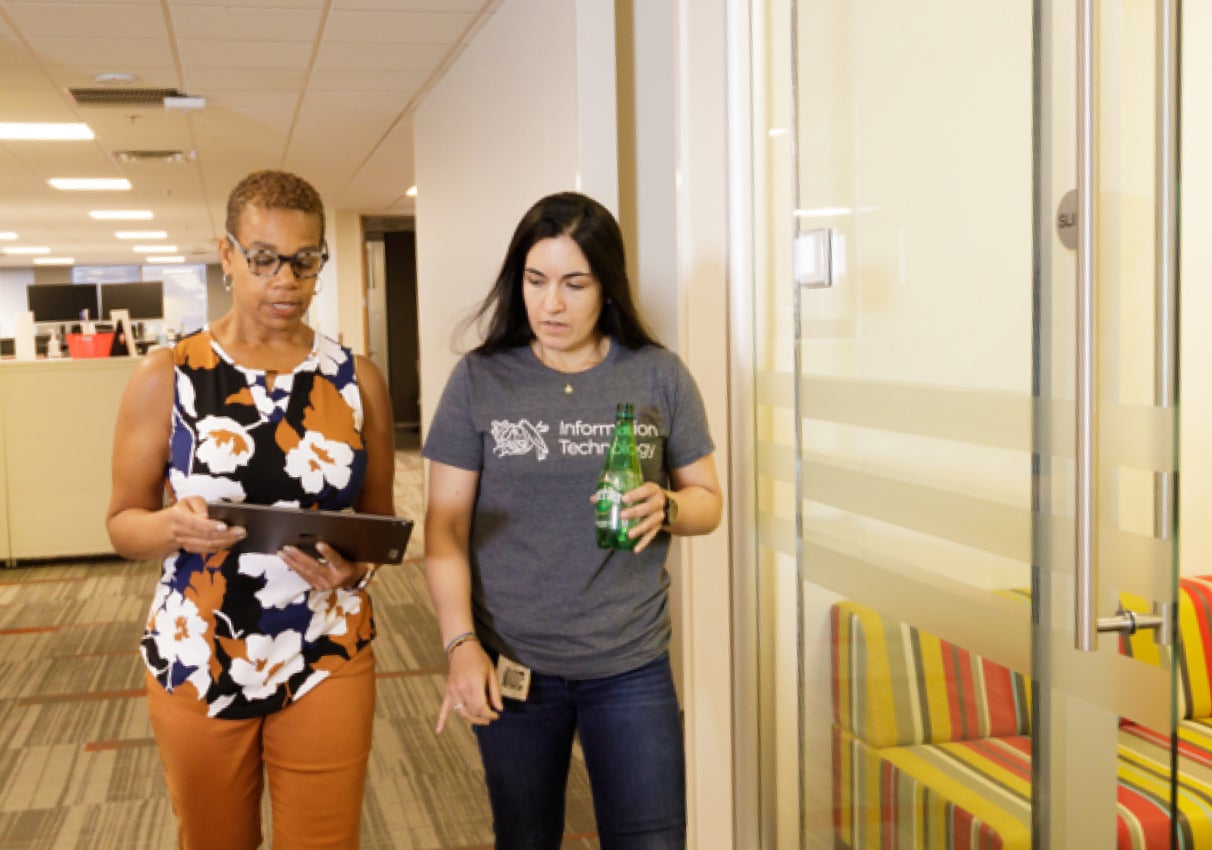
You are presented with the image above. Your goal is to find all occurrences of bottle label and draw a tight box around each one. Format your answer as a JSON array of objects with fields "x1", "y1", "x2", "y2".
[{"x1": 593, "y1": 487, "x2": 623, "y2": 505}]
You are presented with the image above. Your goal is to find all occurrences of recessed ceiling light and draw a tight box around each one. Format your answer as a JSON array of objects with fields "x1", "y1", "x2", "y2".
[
  {"x1": 406, "y1": 185, "x2": 418, "y2": 197},
  {"x1": 0, "y1": 123, "x2": 93, "y2": 141},
  {"x1": 114, "y1": 149, "x2": 195, "y2": 164},
  {"x1": 34, "y1": 257, "x2": 75, "y2": 265},
  {"x1": 116, "y1": 230, "x2": 167, "y2": 240},
  {"x1": 90, "y1": 210, "x2": 153, "y2": 221},
  {"x1": 0, "y1": 232, "x2": 17, "y2": 240},
  {"x1": 3, "y1": 246, "x2": 50, "y2": 255},
  {"x1": 94, "y1": 72, "x2": 138, "y2": 86},
  {"x1": 133, "y1": 245, "x2": 176, "y2": 253},
  {"x1": 146, "y1": 255, "x2": 185, "y2": 264},
  {"x1": 49, "y1": 178, "x2": 131, "y2": 191}
]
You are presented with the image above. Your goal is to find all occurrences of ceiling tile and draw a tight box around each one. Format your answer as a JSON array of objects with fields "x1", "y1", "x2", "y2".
[
  {"x1": 170, "y1": 5, "x2": 323, "y2": 42},
  {"x1": 314, "y1": 40, "x2": 449, "y2": 71},
  {"x1": 0, "y1": 66, "x2": 59, "y2": 89},
  {"x1": 0, "y1": 89, "x2": 82, "y2": 121},
  {"x1": 21, "y1": 36, "x2": 175, "y2": 66},
  {"x1": 185, "y1": 66, "x2": 307, "y2": 93},
  {"x1": 307, "y1": 68, "x2": 426, "y2": 93},
  {"x1": 168, "y1": 0, "x2": 325, "y2": 8},
  {"x1": 177, "y1": 39, "x2": 312, "y2": 69},
  {"x1": 331, "y1": 0, "x2": 488, "y2": 10},
  {"x1": 43, "y1": 64, "x2": 182, "y2": 89},
  {"x1": 323, "y1": 10, "x2": 473, "y2": 45},
  {"x1": 10, "y1": 142, "x2": 122, "y2": 178},
  {"x1": 292, "y1": 102, "x2": 396, "y2": 138},
  {"x1": 4, "y1": 3, "x2": 170, "y2": 38}
]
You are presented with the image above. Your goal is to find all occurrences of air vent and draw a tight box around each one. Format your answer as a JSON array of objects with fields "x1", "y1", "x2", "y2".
[
  {"x1": 114, "y1": 149, "x2": 195, "y2": 164},
  {"x1": 68, "y1": 87, "x2": 184, "y2": 107}
]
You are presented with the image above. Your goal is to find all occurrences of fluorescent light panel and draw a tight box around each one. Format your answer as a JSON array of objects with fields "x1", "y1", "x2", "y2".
[
  {"x1": 116, "y1": 231, "x2": 167, "y2": 240},
  {"x1": 34, "y1": 257, "x2": 74, "y2": 265},
  {"x1": 0, "y1": 123, "x2": 93, "y2": 141},
  {"x1": 2, "y1": 246, "x2": 50, "y2": 255},
  {"x1": 90, "y1": 210, "x2": 153, "y2": 221},
  {"x1": 49, "y1": 178, "x2": 131, "y2": 191},
  {"x1": 146, "y1": 255, "x2": 184, "y2": 264},
  {"x1": 133, "y1": 245, "x2": 176, "y2": 253},
  {"x1": 0, "y1": 232, "x2": 17, "y2": 240}
]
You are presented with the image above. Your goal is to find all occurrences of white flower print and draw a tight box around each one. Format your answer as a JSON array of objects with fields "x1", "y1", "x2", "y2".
[
  {"x1": 169, "y1": 468, "x2": 247, "y2": 505},
  {"x1": 304, "y1": 588, "x2": 363, "y2": 642},
  {"x1": 229, "y1": 632, "x2": 305, "y2": 702},
  {"x1": 293, "y1": 668, "x2": 331, "y2": 702},
  {"x1": 340, "y1": 383, "x2": 365, "y2": 431},
  {"x1": 284, "y1": 432, "x2": 354, "y2": 493},
  {"x1": 176, "y1": 370, "x2": 197, "y2": 418},
  {"x1": 207, "y1": 693, "x2": 236, "y2": 718},
  {"x1": 195, "y1": 416, "x2": 255, "y2": 474},
  {"x1": 316, "y1": 337, "x2": 348, "y2": 377},
  {"x1": 151, "y1": 592, "x2": 212, "y2": 694},
  {"x1": 238, "y1": 553, "x2": 311, "y2": 609}
]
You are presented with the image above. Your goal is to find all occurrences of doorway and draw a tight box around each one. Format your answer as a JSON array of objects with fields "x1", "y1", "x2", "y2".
[
  {"x1": 740, "y1": 0, "x2": 1186, "y2": 846},
  {"x1": 363, "y1": 216, "x2": 421, "y2": 450}
]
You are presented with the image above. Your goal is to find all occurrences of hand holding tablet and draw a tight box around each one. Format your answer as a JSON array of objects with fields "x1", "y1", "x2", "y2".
[{"x1": 206, "y1": 502, "x2": 414, "y2": 565}]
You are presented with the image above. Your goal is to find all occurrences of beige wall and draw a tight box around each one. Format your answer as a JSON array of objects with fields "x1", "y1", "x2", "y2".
[
  {"x1": 413, "y1": 0, "x2": 617, "y2": 433},
  {"x1": 1180, "y1": 1, "x2": 1212, "y2": 578},
  {"x1": 413, "y1": 1, "x2": 736, "y2": 845}
]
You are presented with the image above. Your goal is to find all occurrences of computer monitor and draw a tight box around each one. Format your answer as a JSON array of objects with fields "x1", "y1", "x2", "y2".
[
  {"x1": 27, "y1": 283, "x2": 101, "y2": 323},
  {"x1": 100, "y1": 281, "x2": 164, "y2": 321}
]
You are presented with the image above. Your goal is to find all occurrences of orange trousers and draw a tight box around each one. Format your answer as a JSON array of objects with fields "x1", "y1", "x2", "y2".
[{"x1": 146, "y1": 647, "x2": 375, "y2": 850}]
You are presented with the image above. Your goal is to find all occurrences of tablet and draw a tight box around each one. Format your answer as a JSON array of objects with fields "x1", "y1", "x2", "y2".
[{"x1": 207, "y1": 502, "x2": 414, "y2": 565}]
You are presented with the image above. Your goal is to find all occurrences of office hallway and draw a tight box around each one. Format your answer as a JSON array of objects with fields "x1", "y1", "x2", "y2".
[{"x1": 0, "y1": 449, "x2": 599, "y2": 849}]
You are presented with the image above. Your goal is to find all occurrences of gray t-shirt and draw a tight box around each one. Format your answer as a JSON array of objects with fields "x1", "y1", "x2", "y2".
[{"x1": 422, "y1": 340, "x2": 715, "y2": 679}]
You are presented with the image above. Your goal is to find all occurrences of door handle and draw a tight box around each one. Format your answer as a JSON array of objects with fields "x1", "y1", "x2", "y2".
[
  {"x1": 1074, "y1": 0, "x2": 1099, "y2": 652},
  {"x1": 1075, "y1": 0, "x2": 1180, "y2": 651},
  {"x1": 1096, "y1": 602, "x2": 1172, "y2": 643}
]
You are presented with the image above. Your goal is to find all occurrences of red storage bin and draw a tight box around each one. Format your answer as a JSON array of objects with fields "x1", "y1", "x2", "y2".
[{"x1": 66, "y1": 332, "x2": 114, "y2": 358}]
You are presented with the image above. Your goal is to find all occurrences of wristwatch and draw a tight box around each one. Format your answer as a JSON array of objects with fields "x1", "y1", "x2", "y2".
[{"x1": 662, "y1": 489, "x2": 679, "y2": 528}]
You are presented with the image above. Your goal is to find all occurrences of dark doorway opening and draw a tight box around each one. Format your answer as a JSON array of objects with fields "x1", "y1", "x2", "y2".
[{"x1": 363, "y1": 217, "x2": 420, "y2": 451}]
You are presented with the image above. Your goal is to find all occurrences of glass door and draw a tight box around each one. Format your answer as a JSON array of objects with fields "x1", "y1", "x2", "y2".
[{"x1": 743, "y1": 0, "x2": 1184, "y2": 847}]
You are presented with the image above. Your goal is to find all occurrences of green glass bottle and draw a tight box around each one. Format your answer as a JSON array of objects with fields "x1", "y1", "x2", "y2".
[{"x1": 595, "y1": 402, "x2": 644, "y2": 550}]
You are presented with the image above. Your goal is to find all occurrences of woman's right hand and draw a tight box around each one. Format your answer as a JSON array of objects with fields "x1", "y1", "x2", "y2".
[
  {"x1": 168, "y1": 495, "x2": 247, "y2": 555},
  {"x1": 436, "y1": 641, "x2": 502, "y2": 733}
]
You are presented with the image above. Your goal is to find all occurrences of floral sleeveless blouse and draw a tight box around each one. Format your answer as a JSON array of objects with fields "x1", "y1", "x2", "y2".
[{"x1": 140, "y1": 327, "x2": 375, "y2": 719}]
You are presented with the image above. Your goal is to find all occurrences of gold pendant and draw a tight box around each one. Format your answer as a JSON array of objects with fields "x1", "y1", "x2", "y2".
[{"x1": 565, "y1": 383, "x2": 574, "y2": 394}]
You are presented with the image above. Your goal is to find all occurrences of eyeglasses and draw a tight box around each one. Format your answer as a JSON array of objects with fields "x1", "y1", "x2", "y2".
[{"x1": 226, "y1": 232, "x2": 328, "y2": 280}]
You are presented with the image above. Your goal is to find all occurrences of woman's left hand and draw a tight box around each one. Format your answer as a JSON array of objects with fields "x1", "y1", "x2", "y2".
[
  {"x1": 280, "y1": 541, "x2": 368, "y2": 591},
  {"x1": 620, "y1": 482, "x2": 670, "y2": 554}
]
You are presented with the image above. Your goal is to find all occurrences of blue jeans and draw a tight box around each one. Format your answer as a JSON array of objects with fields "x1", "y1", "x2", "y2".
[{"x1": 473, "y1": 653, "x2": 686, "y2": 850}]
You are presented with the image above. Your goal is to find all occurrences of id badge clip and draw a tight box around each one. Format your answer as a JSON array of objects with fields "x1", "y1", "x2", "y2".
[{"x1": 496, "y1": 654, "x2": 531, "y2": 701}]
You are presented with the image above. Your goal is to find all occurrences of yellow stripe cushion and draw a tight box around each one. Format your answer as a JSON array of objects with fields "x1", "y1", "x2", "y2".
[
  {"x1": 1120, "y1": 575, "x2": 1212, "y2": 720},
  {"x1": 832, "y1": 601, "x2": 1032, "y2": 749}
]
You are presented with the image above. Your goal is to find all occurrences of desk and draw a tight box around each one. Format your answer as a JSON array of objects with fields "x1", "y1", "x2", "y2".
[{"x1": 0, "y1": 357, "x2": 139, "y2": 563}]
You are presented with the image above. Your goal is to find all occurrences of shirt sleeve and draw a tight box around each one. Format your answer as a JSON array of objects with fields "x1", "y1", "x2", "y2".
[
  {"x1": 421, "y1": 356, "x2": 484, "y2": 472},
  {"x1": 664, "y1": 353, "x2": 715, "y2": 471}
]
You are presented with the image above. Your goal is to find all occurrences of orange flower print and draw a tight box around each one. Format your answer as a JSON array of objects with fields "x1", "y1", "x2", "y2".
[
  {"x1": 230, "y1": 632, "x2": 305, "y2": 701},
  {"x1": 284, "y1": 431, "x2": 354, "y2": 493},
  {"x1": 196, "y1": 415, "x2": 255, "y2": 474}
]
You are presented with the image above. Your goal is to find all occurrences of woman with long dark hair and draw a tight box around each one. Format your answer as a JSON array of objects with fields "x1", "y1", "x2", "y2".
[{"x1": 423, "y1": 191, "x2": 723, "y2": 849}]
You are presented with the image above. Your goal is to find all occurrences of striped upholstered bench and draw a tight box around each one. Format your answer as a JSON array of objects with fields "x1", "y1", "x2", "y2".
[{"x1": 831, "y1": 587, "x2": 1212, "y2": 850}]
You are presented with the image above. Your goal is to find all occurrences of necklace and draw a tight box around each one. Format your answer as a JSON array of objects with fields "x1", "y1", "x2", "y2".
[{"x1": 532, "y1": 337, "x2": 608, "y2": 394}]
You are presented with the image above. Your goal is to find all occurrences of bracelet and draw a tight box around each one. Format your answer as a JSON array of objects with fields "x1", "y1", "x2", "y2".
[
  {"x1": 444, "y1": 631, "x2": 478, "y2": 655},
  {"x1": 346, "y1": 564, "x2": 378, "y2": 592}
]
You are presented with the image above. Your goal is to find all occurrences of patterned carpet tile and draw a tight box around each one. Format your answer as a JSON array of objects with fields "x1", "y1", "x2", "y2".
[{"x1": 0, "y1": 451, "x2": 599, "y2": 849}]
